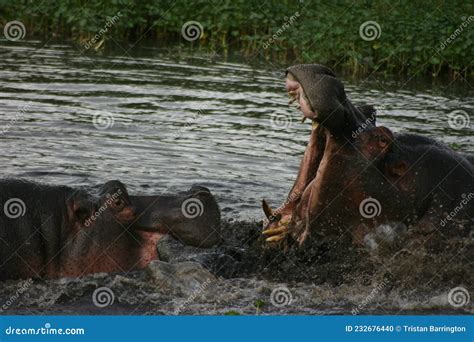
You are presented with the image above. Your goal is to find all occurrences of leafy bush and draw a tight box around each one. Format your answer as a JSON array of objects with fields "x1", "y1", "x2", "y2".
[{"x1": 0, "y1": 0, "x2": 472, "y2": 78}]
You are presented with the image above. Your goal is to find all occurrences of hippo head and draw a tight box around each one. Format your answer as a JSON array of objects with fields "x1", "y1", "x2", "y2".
[
  {"x1": 80, "y1": 181, "x2": 221, "y2": 248},
  {"x1": 285, "y1": 64, "x2": 376, "y2": 137},
  {"x1": 130, "y1": 185, "x2": 221, "y2": 248},
  {"x1": 0, "y1": 180, "x2": 221, "y2": 280}
]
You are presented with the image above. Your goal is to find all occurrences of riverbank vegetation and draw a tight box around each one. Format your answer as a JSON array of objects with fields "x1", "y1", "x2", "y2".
[{"x1": 1, "y1": 0, "x2": 472, "y2": 78}]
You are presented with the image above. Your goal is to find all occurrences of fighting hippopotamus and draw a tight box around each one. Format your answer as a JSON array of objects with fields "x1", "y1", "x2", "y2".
[
  {"x1": 0, "y1": 179, "x2": 221, "y2": 280},
  {"x1": 262, "y1": 64, "x2": 473, "y2": 248}
]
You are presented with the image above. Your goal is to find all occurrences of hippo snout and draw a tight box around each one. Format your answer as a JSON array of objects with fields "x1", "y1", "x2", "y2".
[
  {"x1": 130, "y1": 186, "x2": 222, "y2": 248},
  {"x1": 171, "y1": 186, "x2": 222, "y2": 247},
  {"x1": 189, "y1": 185, "x2": 211, "y2": 194}
]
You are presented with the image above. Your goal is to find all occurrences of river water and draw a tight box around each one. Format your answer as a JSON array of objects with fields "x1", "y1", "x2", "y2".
[
  {"x1": 0, "y1": 41, "x2": 472, "y2": 221},
  {"x1": 0, "y1": 41, "x2": 472, "y2": 315}
]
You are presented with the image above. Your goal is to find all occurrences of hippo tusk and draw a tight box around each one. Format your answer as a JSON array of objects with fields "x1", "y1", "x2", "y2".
[
  {"x1": 262, "y1": 199, "x2": 274, "y2": 219},
  {"x1": 262, "y1": 226, "x2": 287, "y2": 235},
  {"x1": 266, "y1": 235, "x2": 285, "y2": 242}
]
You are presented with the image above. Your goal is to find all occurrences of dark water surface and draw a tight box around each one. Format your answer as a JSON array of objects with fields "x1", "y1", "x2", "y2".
[
  {"x1": 0, "y1": 41, "x2": 472, "y2": 315},
  {"x1": 0, "y1": 41, "x2": 472, "y2": 221}
]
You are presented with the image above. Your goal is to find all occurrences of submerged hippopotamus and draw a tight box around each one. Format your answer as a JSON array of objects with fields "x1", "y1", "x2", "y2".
[
  {"x1": 262, "y1": 64, "x2": 473, "y2": 248},
  {"x1": 0, "y1": 179, "x2": 221, "y2": 280}
]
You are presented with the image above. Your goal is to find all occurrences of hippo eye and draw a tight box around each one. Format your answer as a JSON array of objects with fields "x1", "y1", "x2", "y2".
[{"x1": 114, "y1": 198, "x2": 123, "y2": 207}]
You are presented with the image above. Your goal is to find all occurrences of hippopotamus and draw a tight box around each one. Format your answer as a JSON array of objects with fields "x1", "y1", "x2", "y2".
[
  {"x1": 262, "y1": 64, "x2": 473, "y2": 248},
  {"x1": 0, "y1": 179, "x2": 221, "y2": 280}
]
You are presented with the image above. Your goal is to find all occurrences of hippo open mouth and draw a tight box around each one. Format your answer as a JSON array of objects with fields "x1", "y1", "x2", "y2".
[
  {"x1": 262, "y1": 116, "x2": 329, "y2": 244},
  {"x1": 262, "y1": 64, "x2": 377, "y2": 245}
]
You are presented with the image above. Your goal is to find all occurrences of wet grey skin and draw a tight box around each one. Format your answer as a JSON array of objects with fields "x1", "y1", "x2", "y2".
[{"x1": 131, "y1": 185, "x2": 221, "y2": 248}]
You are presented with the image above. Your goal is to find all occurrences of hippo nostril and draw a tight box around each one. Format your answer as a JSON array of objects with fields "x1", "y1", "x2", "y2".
[
  {"x1": 191, "y1": 191, "x2": 212, "y2": 200},
  {"x1": 190, "y1": 185, "x2": 210, "y2": 192}
]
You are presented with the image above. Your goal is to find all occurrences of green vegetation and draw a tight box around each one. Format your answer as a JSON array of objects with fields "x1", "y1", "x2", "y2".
[
  {"x1": 1, "y1": 0, "x2": 472, "y2": 78},
  {"x1": 449, "y1": 142, "x2": 462, "y2": 150},
  {"x1": 223, "y1": 310, "x2": 241, "y2": 315},
  {"x1": 254, "y1": 299, "x2": 265, "y2": 314}
]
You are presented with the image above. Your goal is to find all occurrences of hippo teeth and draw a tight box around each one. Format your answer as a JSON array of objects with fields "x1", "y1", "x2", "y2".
[
  {"x1": 288, "y1": 91, "x2": 298, "y2": 106},
  {"x1": 312, "y1": 121, "x2": 319, "y2": 130}
]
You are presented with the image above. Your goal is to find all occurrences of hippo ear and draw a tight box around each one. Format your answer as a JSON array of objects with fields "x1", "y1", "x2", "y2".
[
  {"x1": 356, "y1": 105, "x2": 376, "y2": 125},
  {"x1": 66, "y1": 196, "x2": 95, "y2": 227},
  {"x1": 385, "y1": 160, "x2": 408, "y2": 178}
]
